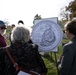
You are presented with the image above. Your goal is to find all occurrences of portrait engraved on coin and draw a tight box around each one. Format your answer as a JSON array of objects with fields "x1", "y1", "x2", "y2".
[{"x1": 31, "y1": 19, "x2": 63, "y2": 52}]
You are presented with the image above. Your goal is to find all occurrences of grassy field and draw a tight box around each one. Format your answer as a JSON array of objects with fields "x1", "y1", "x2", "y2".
[{"x1": 42, "y1": 38, "x2": 70, "y2": 75}]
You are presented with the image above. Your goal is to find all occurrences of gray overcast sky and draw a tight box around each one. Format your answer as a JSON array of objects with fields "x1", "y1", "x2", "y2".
[{"x1": 0, "y1": 0, "x2": 74, "y2": 26}]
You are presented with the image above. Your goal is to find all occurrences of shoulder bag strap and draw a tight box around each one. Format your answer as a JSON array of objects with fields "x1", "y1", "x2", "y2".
[
  {"x1": 5, "y1": 47, "x2": 19, "y2": 71},
  {"x1": 5, "y1": 47, "x2": 38, "y2": 75}
]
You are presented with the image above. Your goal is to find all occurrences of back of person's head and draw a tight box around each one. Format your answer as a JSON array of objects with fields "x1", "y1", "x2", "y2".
[
  {"x1": 11, "y1": 25, "x2": 30, "y2": 43},
  {"x1": 64, "y1": 20, "x2": 76, "y2": 35},
  {"x1": 11, "y1": 24, "x2": 15, "y2": 27},
  {"x1": 18, "y1": 20, "x2": 24, "y2": 25}
]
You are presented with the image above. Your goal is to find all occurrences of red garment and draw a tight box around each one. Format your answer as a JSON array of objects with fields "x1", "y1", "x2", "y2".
[{"x1": 0, "y1": 34, "x2": 7, "y2": 47}]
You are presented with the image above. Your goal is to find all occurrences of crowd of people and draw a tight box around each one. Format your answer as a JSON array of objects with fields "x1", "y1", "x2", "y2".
[
  {"x1": 0, "y1": 19, "x2": 76, "y2": 75},
  {"x1": 0, "y1": 20, "x2": 47, "y2": 75}
]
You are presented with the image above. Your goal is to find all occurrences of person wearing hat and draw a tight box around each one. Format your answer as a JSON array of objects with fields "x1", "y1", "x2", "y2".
[{"x1": 0, "y1": 20, "x2": 7, "y2": 47}]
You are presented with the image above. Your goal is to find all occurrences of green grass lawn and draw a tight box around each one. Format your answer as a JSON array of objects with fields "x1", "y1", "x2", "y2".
[{"x1": 42, "y1": 38, "x2": 70, "y2": 75}]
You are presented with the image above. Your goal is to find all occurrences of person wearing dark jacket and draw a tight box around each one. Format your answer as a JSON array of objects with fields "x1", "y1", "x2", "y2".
[
  {"x1": 0, "y1": 25, "x2": 47, "y2": 75},
  {"x1": 59, "y1": 20, "x2": 76, "y2": 75}
]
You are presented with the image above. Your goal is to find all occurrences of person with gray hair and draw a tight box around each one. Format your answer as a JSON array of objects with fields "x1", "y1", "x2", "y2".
[
  {"x1": 11, "y1": 25, "x2": 30, "y2": 43},
  {"x1": 0, "y1": 25, "x2": 47, "y2": 75}
]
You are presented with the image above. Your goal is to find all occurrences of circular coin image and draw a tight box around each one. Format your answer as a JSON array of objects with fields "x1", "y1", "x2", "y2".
[{"x1": 31, "y1": 20, "x2": 63, "y2": 52}]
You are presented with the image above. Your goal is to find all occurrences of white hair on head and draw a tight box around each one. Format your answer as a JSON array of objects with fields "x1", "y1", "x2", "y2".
[{"x1": 11, "y1": 25, "x2": 30, "y2": 43}]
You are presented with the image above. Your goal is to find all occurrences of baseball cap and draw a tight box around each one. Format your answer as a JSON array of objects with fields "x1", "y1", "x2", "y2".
[{"x1": 0, "y1": 20, "x2": 6, "y2": 28}]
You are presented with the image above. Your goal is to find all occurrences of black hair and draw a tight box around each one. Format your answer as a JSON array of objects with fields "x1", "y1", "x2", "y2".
[
  {"x1": 66, "y1": 20, "x2": 76, "y2": 35},
  {"x1": 18, "y1": 20, "x2": 24, "y2": 24}
]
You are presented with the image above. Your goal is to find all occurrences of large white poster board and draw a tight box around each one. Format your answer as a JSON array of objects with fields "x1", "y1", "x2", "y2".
[{"x1": 31, "y1": 17, "x2": 63, "y2": 52}]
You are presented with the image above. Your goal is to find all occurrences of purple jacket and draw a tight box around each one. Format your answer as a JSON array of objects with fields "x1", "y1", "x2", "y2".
[{"x1": 0, "y1": 34, "x2": 7, "y2": 47}]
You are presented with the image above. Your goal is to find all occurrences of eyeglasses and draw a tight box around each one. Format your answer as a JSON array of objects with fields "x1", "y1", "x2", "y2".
[{"x1": 0, "y1": 27, "x2": 7, "y2": 29}]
